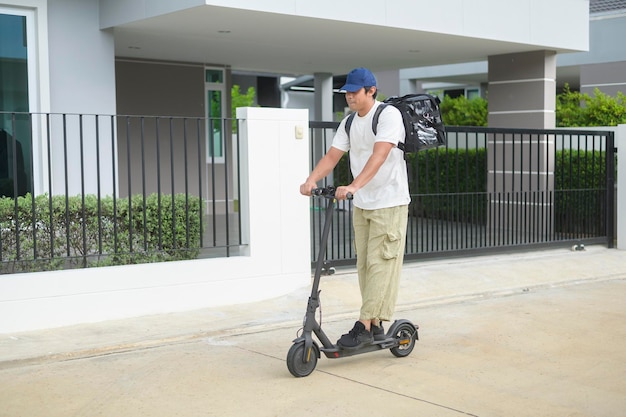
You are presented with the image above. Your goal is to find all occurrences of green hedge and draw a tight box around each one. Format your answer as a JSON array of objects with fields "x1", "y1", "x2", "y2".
[
  {"x1": 334, "y1": 148, "x2": 488, "y2": 223},
  {"x1": 0, "y1": 193, "x2": 202, "y2": 273},
  {"x1": 554, "y1": 149, "x2": 610, "y2": 235},
  {"x1": 555, "y1": 149, "x2": 608, "y2": 190},
  {"x1": 407, "y1": 147, "x2": 488, "y2": 223},
  {"x1": 333, "y1": 147, "x2": 608, "y2": 230}
]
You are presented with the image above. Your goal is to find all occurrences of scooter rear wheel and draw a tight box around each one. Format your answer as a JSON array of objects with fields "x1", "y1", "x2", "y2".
[
  {"x1": 390, "y1": 322, "x2": 417, "y2": 358},
  {"x1": 286, "y1": 341, "x2": 318, "y2": 377}
]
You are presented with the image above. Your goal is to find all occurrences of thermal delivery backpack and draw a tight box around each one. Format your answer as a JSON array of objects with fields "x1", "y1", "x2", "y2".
[{"x1": 345, "y1": 93, "x2": 447, "y2": 155}]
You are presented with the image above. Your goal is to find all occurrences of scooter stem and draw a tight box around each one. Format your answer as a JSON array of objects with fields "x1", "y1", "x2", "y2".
[{"x1": 310, "y1": 196, "x2": 336, "y2": 298}]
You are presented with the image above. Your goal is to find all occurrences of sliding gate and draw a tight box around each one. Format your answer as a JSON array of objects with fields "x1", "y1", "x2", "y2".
[{"x1": 308, "y1": 123, "x2": 616, "y2": 267}]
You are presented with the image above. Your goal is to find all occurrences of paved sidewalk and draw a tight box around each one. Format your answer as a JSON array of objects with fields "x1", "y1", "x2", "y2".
[
  {"x1": 1, "y1": 245, "x2": 625, "y2": 416},
  {"x1": 1, "y1": 245, "x2": 624, "y2": 364}
]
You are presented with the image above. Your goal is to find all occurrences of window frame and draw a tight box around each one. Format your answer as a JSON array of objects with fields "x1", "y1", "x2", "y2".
[{"x1": 205, "y1": 67, "x2": 227, "y2": 164}]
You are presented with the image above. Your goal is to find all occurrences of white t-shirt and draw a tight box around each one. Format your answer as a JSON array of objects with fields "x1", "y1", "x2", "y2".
[{"x1": 332, "y1": 101, "x2": 411, "y2": 210}]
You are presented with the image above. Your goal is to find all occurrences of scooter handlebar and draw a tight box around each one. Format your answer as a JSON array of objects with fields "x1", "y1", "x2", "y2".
[{"x1": 311, "y1": 186, "x2": 353, "y2": 200}]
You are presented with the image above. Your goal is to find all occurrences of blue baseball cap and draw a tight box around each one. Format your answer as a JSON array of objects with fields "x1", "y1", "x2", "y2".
[{"x1": 340, "y1": 67, "x2": 377, "y2": 92}]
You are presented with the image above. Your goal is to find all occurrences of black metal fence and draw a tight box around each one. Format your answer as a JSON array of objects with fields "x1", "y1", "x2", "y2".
[
  {"x1": 309, "y1": 122, "x2": 616, "y2": 267},
  {"x1": 0, "y1": 111, "x2": 245, "y2": 274},
  {"x1": 0, "y1": 111, "x2": 616, "y2": 274}
]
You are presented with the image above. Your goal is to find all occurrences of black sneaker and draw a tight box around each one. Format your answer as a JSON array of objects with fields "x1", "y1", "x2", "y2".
[
  {"x1": 372, "y1": 322, "x2": 386, "y2": 341},
  {"x1": 337, "y1": 321, "x2": 373, "y2": 349}
]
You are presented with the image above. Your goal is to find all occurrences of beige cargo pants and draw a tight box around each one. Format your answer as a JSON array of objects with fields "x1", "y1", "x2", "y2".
[{"x1": 353, "y1": 204, "x2": 408, "y2": 322}]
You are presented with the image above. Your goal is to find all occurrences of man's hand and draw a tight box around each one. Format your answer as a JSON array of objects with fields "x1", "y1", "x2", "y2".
[
  {"x1": 299, "y1": 180, "x2": 317, "y2": 196},
  {"x1": 335, "y1": 185, "x2": 356, "y2": 200}
]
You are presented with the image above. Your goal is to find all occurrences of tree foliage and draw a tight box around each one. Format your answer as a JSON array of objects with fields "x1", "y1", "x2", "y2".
[
  {"x1": 231, "y1": 84, "x2": 256, "y2": 116},
  {"x1": 439, "y1": 95, "x2": 488, "y2": 126},
  {"x1": 556, "y1": 84, "x2": 626, "y2": 127},
  {"x1": 436, "y1": 85, "x2": 626, "y2": 127},
  {"x1": 231, "y1": 84, "x2": 256, "y2": 133}
]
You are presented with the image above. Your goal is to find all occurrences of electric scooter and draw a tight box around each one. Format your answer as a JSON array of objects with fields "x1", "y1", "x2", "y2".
[{"x1": 286, "y1": 186, "x2": 419, "y2": 377}]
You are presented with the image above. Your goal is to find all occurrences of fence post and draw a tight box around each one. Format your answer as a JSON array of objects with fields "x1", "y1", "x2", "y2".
[
  {"x1": 617, "y1": 124, "x2": 626, "y2": 250},
  {"x1": 236, "y1": 106, "x2": 311, "y2": 277}
]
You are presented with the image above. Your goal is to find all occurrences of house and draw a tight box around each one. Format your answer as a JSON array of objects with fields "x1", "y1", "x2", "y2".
[
  {"x1": 0, "y1": 0, "x2": 597, "y2": 333},
  {"x1": 399, "y1": 0, "x2": 626, "y2": 100}
]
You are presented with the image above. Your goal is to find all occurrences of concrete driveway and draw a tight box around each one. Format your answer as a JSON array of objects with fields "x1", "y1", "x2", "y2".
[{"x1": 1, "y1": 246, "x2": 625, "y2": 417}]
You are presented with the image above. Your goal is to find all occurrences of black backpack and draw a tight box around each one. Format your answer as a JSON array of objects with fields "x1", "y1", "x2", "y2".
[{"x1": 345, "y1": 93, "x2": 446, "y2": 154}]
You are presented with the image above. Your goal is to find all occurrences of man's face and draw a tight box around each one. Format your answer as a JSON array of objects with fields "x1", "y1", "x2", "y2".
[{"x1": 345, "y1": 87, "x2": 374, "y2": 114}]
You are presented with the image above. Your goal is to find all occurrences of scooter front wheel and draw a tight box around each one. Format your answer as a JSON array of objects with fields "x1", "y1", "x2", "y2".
[
  {"x1": 390, "y1": 322, "x2": 417, "y2": 358},
  {"x1": 286, "y1": 341, "x2": 318, "y2": 377}
]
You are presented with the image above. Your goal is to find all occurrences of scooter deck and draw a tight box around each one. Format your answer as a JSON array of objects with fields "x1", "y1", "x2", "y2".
[{"x1": 319, "y1": 337, "x2": 398, "y2": 358}]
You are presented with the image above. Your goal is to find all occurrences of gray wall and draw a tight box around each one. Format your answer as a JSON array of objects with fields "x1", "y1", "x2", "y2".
[
  {"x1": 580, "y1": 61, "x2": 626, "y2": 96},
  {"x1": 115, "y1": 60, "x2": 204, "y2": 117},
  {"x1": 115, "y1": 60, "x2": 233, "y2": 208}
]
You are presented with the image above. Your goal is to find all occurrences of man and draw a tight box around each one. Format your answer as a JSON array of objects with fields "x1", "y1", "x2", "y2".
[{"x1": 299, "y1": 67, "x2": 410, "y2": 349}]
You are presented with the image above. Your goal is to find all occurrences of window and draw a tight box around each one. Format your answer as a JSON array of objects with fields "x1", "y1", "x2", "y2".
[
  {"x1": 205, "y1": 68, "x2": 226, "y2": 163},
  {"x1": 466, "y1": 88, "x2": 480, "y2": 100},
  {"x1": 0, "y1": 11, "x2": 31, "y2": 197},
  {"x1": 426, "y1": 86, "x2": 482, "y2": 101},
  {"x1": 442, "y1": 88, "x2": 465, "y2": 99}
]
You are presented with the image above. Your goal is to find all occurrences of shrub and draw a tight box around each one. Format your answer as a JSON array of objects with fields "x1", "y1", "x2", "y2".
[
  {"x1": 231, "y1": 85, "x2": 256, "y2": 133},
  {"x1": 406, "y1": 147, "x2": 488, "y2": 223},
  {"x1": 557, "y1": 84, "x2": 626, "y2": 127},
  {"x1": 439, "y1": 95, "x2": 488, "y2": 126},
  {"x1": 0, "y1": 193, "x2": 202, "y2": 273}
]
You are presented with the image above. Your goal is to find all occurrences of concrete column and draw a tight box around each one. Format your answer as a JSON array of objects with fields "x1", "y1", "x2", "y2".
[
  {"x1": 312, "y1": 73, "x2": 335, "y2": 183},
  {"x1": 313, "y1": 72, "x2": 333, "y2": 122},
  {"x1": 488, "y1": 50, "x2": 556, "y2": 129},
  {"x1": 375, "y1": 69, "x2": 401, "y2": 98},
  {"x1": 486, "y1": 51, "x2": 557, "y2": 242}
]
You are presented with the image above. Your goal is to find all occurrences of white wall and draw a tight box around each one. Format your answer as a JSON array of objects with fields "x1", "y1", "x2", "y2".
[
  {"x1": 35, "y1": 0, "x2": 118, "y2": 197},
  {"x1": 101, "y1": 0, "x2": 588, "y2": 52},
  {"x1": 48, "y1": 0, "x2": 116, "y2": 115},
  {"x1": 0, "y1": 108, "x2": 312, "y2": 334},
  {"x1": 255, "y1": 0, "x2": 587, "y2": 50},
  {"x1": 99, "y1": 0, "x2": 204, "y2": 27}
]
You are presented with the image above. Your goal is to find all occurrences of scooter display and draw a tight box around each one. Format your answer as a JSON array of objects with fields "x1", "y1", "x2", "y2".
[{"x1": 286, "y1": 186, "x2": 419, "y2": 377}]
